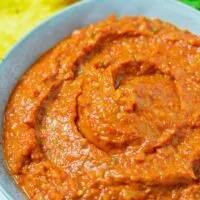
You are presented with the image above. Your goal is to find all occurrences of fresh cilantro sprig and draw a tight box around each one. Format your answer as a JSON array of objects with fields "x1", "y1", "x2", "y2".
[{"x1": 180, "y1": 0, "x2": 200, "y2": 10}]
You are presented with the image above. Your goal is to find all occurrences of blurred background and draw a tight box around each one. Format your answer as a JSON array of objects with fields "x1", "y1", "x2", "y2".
[{"x1": 0, "y1": 0, "x2": 199, "y2": 60}]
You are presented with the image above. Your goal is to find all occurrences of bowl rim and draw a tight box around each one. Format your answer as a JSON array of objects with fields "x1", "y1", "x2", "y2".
[
  {"x1": 1, "y1": 0, "x2": 200, "y2": 66},
  {"x1": 0, "y1": 1, "x2": 95, "y2": 199}
]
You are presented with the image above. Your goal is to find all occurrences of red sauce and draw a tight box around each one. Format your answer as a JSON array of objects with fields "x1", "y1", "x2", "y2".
[{"x1": 3, "y1": 16, "x2": 200, "y2": 199}]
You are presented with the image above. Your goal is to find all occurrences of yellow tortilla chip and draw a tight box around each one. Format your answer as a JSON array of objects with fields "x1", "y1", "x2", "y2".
[{"x1": 0, "y1": 0, "x2": 78, "y2": 59}]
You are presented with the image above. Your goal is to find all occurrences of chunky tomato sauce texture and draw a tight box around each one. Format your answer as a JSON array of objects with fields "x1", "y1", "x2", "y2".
[{"x1": 3, "y1": 16, "x2": 200, "y2": 199}]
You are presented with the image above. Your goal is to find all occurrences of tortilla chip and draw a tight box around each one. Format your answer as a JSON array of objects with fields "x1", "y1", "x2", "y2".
[{"x1": 0, "y1": 0, "x2": 78, "y2": 59}]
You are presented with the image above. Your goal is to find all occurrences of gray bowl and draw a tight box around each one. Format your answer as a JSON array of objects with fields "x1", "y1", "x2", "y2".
[{"x1": 0, "y1": 0, "x2": 200, "y2": 199}]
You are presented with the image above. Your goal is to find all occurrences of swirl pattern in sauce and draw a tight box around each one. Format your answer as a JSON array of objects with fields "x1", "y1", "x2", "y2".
[{"x1": 3, "y1": 16, "x2": 200, "y2": 199}]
